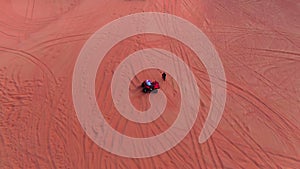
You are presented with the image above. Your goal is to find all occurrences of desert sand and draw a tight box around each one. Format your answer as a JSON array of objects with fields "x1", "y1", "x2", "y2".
[{"x1": 0, "y1": 0, "x2": 299, "y2": 168}]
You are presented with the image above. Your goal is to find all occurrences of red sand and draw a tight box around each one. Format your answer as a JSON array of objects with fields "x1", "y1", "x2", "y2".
[{"x1": 0, "y1": 0, "x2": 299, "y2": 168}]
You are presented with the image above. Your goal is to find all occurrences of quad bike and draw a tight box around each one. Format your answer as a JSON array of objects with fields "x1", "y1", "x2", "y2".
[{"x1": 141, "y1": 80, "x2": 160, "y2": 93}]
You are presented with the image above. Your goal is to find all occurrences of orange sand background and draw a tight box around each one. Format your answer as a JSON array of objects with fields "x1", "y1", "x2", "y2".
[{"x1": 0, "y1": 0, "x2": 299, "y2": 168}]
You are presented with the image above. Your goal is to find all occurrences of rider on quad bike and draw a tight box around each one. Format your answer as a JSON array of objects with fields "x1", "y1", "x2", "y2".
[{"x1": 141, "y1": 80, "x2": 160, "y2": 93}]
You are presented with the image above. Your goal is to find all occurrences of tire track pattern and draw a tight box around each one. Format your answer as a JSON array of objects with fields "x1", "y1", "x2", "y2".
[{"x1": 0, "y1": 0, "x2": 299, "y2": 169}]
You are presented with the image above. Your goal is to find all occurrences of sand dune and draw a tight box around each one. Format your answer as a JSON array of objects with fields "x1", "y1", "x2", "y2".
[{"x1": 0, "y1": 0, "x2": 299, "y2": 168}]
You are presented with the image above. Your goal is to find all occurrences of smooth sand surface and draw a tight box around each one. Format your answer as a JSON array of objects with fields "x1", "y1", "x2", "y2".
[{"x1": 0, "y1": 0, "x2": 299, "y2": 168}]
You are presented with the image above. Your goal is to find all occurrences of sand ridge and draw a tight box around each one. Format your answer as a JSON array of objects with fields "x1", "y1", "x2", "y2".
[{"x1": 0, "y1": 0, "x2": 299, "y2": 168}]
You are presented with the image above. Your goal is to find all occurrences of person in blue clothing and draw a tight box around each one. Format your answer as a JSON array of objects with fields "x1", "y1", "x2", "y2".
[{"x1": 145, "y1": 79, "x2": 151, "y2": 86}]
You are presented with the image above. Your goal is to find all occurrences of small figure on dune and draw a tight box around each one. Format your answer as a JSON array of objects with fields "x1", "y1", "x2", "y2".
[{"x1": 162, "y1": 72, "x2": 166, "y2": 81}]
